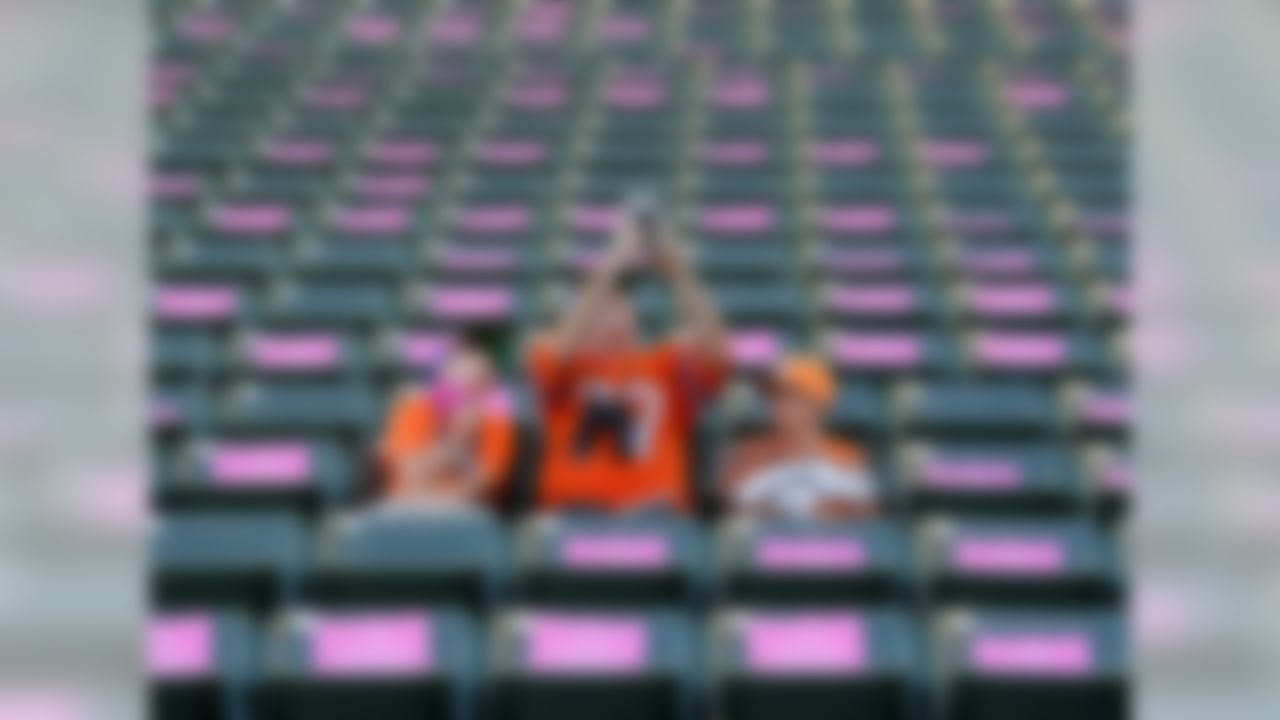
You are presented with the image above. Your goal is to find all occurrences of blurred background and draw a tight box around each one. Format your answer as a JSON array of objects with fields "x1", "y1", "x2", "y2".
[{"x1": 0, "y1": 0, "x2": 1276, "y2": 718}]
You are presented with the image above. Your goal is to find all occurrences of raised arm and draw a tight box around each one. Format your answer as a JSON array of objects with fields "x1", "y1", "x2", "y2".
[
  {"x1": 649, "y1": 220, "x2": 730, "y2": 363},
  {"x1": 546, "y1": 212, "x2": 640, "y2": 355}
]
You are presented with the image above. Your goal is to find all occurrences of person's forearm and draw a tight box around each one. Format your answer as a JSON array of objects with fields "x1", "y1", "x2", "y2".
[
  {"x1": 661, "y1": 243, "x2": 729, "y2": 359},
  {"x1": 551, "y1": 225, "x2": 633, "y2": 353}
]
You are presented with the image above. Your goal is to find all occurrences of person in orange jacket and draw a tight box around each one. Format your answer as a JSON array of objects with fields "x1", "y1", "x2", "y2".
[
  {"x1": 525, "y1": 201, "x2": 731, "y2": 514},
  {"x1": 377, "y1": 336, "x2": 516, "y2": 507}
]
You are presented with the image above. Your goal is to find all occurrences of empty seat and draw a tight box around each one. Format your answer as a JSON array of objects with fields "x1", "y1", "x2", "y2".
[
  {"x1": 958, "y1": 280, "x2": 1081, "y2": 325},
  {"x1": 830, "y1": 382, "x2": 891, "y2": 436},
  {"x1": 159, "y1": 436, "x2": 354, "y2": 514},
  {"x1": 149, "y1": 610, "x2": 259, "y2": 720},
  {"x1": 898, "y1": 441, "x2": 1080, "y2": 516},
  {"x1": 230, "y1": 328, "x2": 370, "y2": 378},
  {"x1": 828, "y1": 329, "x2": 960, "y2": 376},
  {"x1": 153, "y1": 328, "x2": 224, "y2": 378},
  {"x1": 153, "y1": 382, "x2": 215, "y2": 436},
  {"x1": 306, "y1": 506, "x2": 509, "y2": 611},
  {"x1": 965, "y1": 329, "x2": 1112, "y2": 377},
  {"x1": 269, "y1": 280, "x2": 400, "y2": 326},
  {"x1": 256, "y1": 608, "x2": 482, "y2": 720},
  {"x1": 515, "y1": 513, "x2": 709, "y2": 608},
  {"x1": 492, "y1": 609, "x2": 700, "y2": 720},
  {"x1": 154, "y1": 281, "x2": 251, "y2": 327},
  {"x1": 936, "y1": 609, "x2": 1127, "y2": 720},
  {"x1": 418, "y1": 282, "x2": 527, "y2": 328},
  {"x1": 902, "y1": 382, "x2": 1059, "y2": 435},
  {"x1": 823, "y1": 280, "x2": 943, "y2": 325},
  {"x1": 713, "y1": 608, "x2": 927, "y2": 720},
  {"x1": 691, "y1": 202, "x2": 792, "y2": 244},
  {"x1": 152, "y1": 511, "x2": 307, "y2": 611},
  {"x1": 921, "y1": 517, "x2": 1121, "y2": 607},
  {"x1": 219, "y1": 380, "x2": 378, "y2": 435},
  {"x1": 716, "y1": 519, "x2": 912, "y2": 605}
]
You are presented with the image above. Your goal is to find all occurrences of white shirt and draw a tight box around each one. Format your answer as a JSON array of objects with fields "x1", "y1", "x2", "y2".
[{"x1": 733, "y1": 458, "x2": 878, "y2": 521}]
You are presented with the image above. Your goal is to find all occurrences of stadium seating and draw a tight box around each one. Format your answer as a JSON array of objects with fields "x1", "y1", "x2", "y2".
[
  {"x1": 152, "y1": 511, "x2": 307, "y2": 613},
  {"x1": 716, "y1": 518, "x2": 913, "y2": 605},
  {"x1": 491, "y1": 608, "x2": 701, "y2": 720},
  {"x1": 151, "y1": 0, "x2": 1128, "y2": 716},
  {"x1": 935, "y1": 609, "x2": 1128, "y2": 720},
  {"x1": 920, "y1": 517, "x2": 1123, "y2": 607},
  {"x1": 149, "y1": 610, "x2": 259, "y2": 720},
  {"x1": 515, "y1": 512, "x2": 710, "y2": 608},
  {"x1": 712, "y1": 608, "x2": 928, "y2": 720},
  {"x1": 255, "y1": 608, "x2": 483, "y2": 720},
  {"x1": 305, "y1": 506, "x2": 510, "y2": 612}
]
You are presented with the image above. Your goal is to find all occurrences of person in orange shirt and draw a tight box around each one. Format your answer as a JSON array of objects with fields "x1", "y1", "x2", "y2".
[
  {"x1": 526, "y1": 202, "x2": 730, "y2": 514},
  {"x1": 377, "y1": 337, "x2": 516, "y2": 507},
  {"x1": 719, "y1": 355, "x2": 880, "y2": 521}
]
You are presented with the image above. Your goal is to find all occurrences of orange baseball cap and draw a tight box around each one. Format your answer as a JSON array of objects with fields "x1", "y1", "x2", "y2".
[{"x1": 768, "y1": 354, "x2": 838, "y2": 410}]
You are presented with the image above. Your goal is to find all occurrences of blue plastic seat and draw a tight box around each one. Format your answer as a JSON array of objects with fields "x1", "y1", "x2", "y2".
[
  {"x1": 899, "y1": 441, "x2": 1080, "y2": 516},
  {"x1": 516, "y1": 513, "x2": 710, "y2": 608},
  {"x1": 716, "y1": 519, "x2": 913, "y2": 605},
  {"x1": 268, "y1": 280, "x2": 402, "y2": 327},
  {"x1": 936, "y1": 609, "x2": 1127, "y2": 720},
  {"x1": 153, "y1": 382, "x2": 215, "y2": 436},
  {"x1": 219, "y1": 379, "x2": 379, "y2": 435},
  {"x1": 493, "y1": 608, "x2": 701, "y2": 720},
  {"x1": 921, "y1": 516, "x2": 1122, "y2": 607},
  {"x1": 229, "y1": 327, "x2": 370, "y2": 378},
  {"x1": 306, "y1": 506, "x2": 510, "y2": 611},
  {"x1": 903, "y1": 381, "x2": 1059, "y2": 435},
  {"x1": 257, "y1": 607, "x2": 482, "y2": 720},
  {"x1": 159, "y1": 435, "x2": 354, "y2": 515},
  {"x1": 149, "y1": 610, "x2": 259, "y2": 720},
  {"x1": 152, "y1": 511, "x2": 307, "y2": 611},
  {"x1": 153, "y1": 328, "x2": 224, "y2": 378},
  {"x1": 713, "y1": 607, "x2": 928, "y2": 720}
]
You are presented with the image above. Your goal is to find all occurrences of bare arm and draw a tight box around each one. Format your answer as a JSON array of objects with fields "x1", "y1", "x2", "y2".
[
  {"x1": 651, "y1": 224, "x2": 730, "y2": 362},
  {"x1": 547, "y1": 215, "x2": 639, "y2": 354}
]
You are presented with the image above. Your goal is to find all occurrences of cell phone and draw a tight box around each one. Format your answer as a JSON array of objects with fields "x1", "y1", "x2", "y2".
[{"x1": 625, "y1": 189, "x2": 664, "y2": 266}]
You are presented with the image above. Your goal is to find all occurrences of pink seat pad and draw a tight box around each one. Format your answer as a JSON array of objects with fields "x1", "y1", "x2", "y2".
[
  {"x1": 311, "y1": 612, "x2": 434, "y2": 677},
  {"x1": 149, "y1": 614, "x2": 215, "y2": 678},
  {"x1": 525, "y1": 614, "x2": 649, "y2": 675},
  {"x1": 970, "y1": 632, "x2": 1094, "y2": 676},
  {"x1": 951, "y1": 537, "x2": 1066, "y2": 575},
  {"x1": 756, "y1": 538, "x2": 867, "y2": 572},
  {"x1": 561, "y1": 534, "x2": 671, "y2": 570},
  {"x1": 744, "y1": 614, "x2": 868, "y2": 675}
]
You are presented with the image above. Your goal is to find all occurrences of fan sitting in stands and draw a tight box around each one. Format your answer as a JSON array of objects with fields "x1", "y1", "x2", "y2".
[
  {"x1": 376, "y1": 334, "x2": 516, "y2": 507},
  {"x1": 525, "y1": 199, "x2": 730, "y2": 514},
  {"x1": 719, "y1": 355, "x2": 879, "y2": 521}
]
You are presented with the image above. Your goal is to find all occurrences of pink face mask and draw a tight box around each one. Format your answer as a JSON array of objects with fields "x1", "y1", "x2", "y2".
[{"x1": 428, "y1": 367, "x2": 498, "y2": 425}]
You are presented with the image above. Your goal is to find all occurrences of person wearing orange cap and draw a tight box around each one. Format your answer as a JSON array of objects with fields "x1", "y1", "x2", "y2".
[{"x1": 718, "y1": 355, "x2": 879, "y2": 521}]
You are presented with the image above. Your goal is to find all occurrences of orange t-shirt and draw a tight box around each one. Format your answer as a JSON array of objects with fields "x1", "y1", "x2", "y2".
[
  {"x1": 526, "y1": 338, "x2": 728, "y2": 513},
  {"x1": 377, "y1": 389, "x2": 516, "y2": 500}
]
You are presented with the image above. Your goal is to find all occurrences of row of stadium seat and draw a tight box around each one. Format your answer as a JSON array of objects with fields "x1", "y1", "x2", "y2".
[
  {"x1": 155, "y1": 233, "x2": 1123, "y2": 282},
  {"x1": 153, "y1": 329, "x2": 1125, "y2": 385},
  {"x1": 152, "y1": 273, "x2": 1123, "y2": 318},
  {"x1": 153, "y1": 377, "x2": 1129, "y2": 437},
  {"x1": 152, "y1": 0, "x2": 1126, "y2": 60},
  {"x1": 151, "y1": 1, "x2": 1129, "y2": 716},
  {"x1": 150, "y1": 432, "x2": 1129, "y2": 519},
  {"x1": 152, "y1": 605, "x2": 1125, "y2": 720},
  {"x1": 153, "y1": 511, "x2": 1125, "y2": 613}
]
